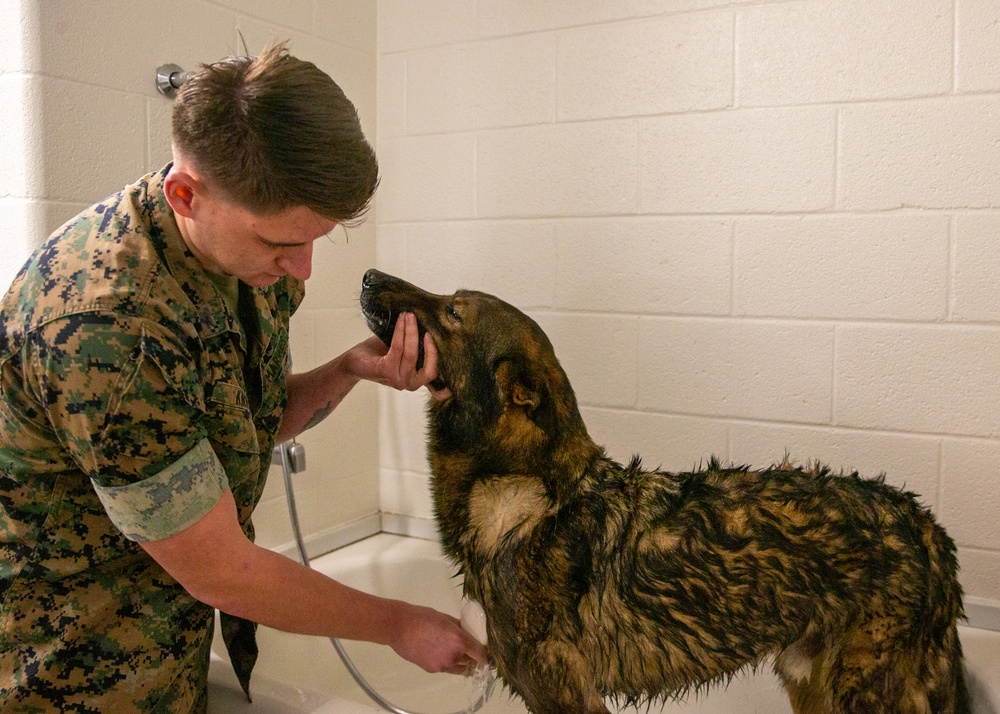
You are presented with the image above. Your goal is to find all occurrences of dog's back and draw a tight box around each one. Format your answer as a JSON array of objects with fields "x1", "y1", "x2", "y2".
[{"x1": 574, "y1": 458, "x2": 970, "y2": 712}]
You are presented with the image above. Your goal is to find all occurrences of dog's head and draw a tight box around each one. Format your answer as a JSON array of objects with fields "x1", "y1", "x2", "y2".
[{"x1": 360, "y1": 269, "x2": 589, "y2": 474}]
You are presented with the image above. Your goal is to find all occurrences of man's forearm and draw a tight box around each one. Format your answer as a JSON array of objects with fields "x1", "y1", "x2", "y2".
[
  {"x1": 140, "y1": 490, "x2": 485, "y2": 674},
  {"x1": 276, "y1": 356, "x2": 360, "y2": 442},
  {"x1": 142, "y1": 490, "x2": 398, "y2": 642},
  {"x1": 276, "y1": 320, "x2": 443, "y2": 442}
]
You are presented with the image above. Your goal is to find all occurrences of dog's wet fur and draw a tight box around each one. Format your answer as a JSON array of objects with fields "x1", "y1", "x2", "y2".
[{"x1": 360, "y1": 269, "x2": 969, "y2": 714}]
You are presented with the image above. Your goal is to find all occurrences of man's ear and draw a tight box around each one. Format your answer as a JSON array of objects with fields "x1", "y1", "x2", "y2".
[{"x1": 164, "y1": 169, "x2": 199, "y2": 218}]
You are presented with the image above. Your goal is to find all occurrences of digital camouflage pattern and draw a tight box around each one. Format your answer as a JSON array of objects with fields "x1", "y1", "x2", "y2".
[{"x1": 0, "y1": 166, "x2": 304, "y2": 711}]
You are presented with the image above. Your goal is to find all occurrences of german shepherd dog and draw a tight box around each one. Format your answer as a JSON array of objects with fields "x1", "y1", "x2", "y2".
[{"x1": 360, "y1": 269, "x2": 969, "y2": 714}]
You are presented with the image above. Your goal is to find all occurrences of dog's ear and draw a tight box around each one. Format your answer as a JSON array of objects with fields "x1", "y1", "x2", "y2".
[
  {"x1": 511, "y1": 383, "x2": 541, "y2": 411},
  {"x1": 496, "y1": 359, "x2": 540, "y2": 412},
  {"x1": 496, "y1": 359, "x2": 558, "y2": 438},
  {"x1": 489, "y1": 355, "x2": 562, "y2": 453}
]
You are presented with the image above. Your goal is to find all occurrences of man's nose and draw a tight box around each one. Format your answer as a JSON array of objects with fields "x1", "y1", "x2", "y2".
[{"x1": 278, "y1": 242, "x2": 313, "y2": 281}]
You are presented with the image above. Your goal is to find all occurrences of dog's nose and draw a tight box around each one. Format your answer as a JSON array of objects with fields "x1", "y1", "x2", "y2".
[{"x1": 362, "y1": 269, "x2": 381, "y2": 290}]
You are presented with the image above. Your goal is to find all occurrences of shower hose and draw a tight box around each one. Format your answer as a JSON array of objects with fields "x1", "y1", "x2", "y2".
[{"x1": 274, "y1": 440, "x2": 494, "y2": 714}]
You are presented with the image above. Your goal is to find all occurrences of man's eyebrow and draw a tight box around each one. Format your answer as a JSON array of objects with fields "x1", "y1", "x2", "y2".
[{"x1": 256, "y1": 233, "x2": 310, "y2": 248}]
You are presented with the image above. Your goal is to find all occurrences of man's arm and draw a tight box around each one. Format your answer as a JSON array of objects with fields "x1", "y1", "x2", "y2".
[
  {"x1": 139, "y1": 488, "x2": 486, "y2": 674},
  {"x1": 141, "y1": 312, "x2": 480, "y2": 673}
]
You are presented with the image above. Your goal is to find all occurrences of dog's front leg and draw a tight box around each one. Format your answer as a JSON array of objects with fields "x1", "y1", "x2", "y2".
[{"x1": 515, "y1": 639, "x2": 610, "y2": 714}]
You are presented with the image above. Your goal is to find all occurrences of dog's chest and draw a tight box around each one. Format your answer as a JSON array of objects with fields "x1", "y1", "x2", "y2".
[{"x1": 463, "y1": 475, "x2": 549, "y2": 557}]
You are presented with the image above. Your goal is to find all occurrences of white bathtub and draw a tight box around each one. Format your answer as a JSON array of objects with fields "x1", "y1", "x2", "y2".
[{"x1": 208, "y1": 533, "x2": 1000, "y2": 714}]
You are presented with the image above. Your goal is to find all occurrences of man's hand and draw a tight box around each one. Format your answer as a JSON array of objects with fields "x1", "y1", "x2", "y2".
[
  {"x1": 388, "y1": 601, "x2": 489, "y2": 674},
  {"x1": 349, "y1": 313, "x2": 451, "y2": 399},
  {"x1": 278, "y1": 313, "x2": 451, "y2": 442}
]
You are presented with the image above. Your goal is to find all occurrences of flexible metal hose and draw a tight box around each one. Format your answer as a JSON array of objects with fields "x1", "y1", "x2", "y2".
[{"x1": 275, "y1": 441, "x2": 493, "y2": 714}]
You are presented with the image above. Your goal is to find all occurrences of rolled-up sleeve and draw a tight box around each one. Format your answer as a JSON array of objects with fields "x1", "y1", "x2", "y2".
[
  {"x1": 24, "y1": 314, "x2": 231, "y2": 542},
  {"x1": 92, "y1": 437, "x2": 228, "y2": 542}
]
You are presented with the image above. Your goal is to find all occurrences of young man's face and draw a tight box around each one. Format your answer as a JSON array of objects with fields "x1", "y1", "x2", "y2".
[{"x1": 182, "y1": 192, "x2": 337, "y2": 287}]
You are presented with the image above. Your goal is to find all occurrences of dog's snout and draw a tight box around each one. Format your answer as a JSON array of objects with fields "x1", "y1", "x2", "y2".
[{"x1": 361, "y1": 269, "x2": 382, "y2": 291}]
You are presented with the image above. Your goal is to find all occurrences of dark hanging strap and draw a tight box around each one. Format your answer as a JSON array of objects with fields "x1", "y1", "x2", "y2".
[{"x1": 219, "y1": 611, "x2": 259, "y2": 702}]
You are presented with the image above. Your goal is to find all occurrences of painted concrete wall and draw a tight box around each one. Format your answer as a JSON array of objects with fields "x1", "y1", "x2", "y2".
[{"x1": 374, "y1": 0, "x2": 1000, "y2": 605}]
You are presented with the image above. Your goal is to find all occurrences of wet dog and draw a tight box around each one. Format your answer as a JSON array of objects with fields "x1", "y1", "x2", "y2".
[{"x1": 360, "y1": 269, "x2": 969, "y2": 714}]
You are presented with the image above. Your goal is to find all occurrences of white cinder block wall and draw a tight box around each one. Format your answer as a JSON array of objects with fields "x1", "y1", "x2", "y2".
[
  {"x1": 375, "y1": 0, "x2": 1000, "y2": 607},
  {"x1": 0, "y1": 0, "x2": 380, "y2": 555}
]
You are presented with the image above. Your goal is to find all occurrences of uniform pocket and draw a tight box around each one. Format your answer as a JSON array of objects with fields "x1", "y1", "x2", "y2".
[
  {"x1": 206, "y1": 380, "x2": 250, "y2": 415},
  {"x1": 203, "y1": 381, "x2": 259, "y2": 457}
]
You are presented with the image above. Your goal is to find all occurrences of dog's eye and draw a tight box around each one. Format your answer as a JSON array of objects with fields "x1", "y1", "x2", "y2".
[{"x1": 445, "y1": 304, "x2": 461, "y2": 322}]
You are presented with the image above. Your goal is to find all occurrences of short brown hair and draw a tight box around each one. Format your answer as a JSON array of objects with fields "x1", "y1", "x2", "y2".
[{"x1": 172, "y1": 41, "x2": 378, "y2": 223}]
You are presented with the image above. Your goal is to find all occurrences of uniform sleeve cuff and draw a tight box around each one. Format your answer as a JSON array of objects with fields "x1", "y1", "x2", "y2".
[{"x1": 92, "y1": 438, "x2": 229, "y2": 542}]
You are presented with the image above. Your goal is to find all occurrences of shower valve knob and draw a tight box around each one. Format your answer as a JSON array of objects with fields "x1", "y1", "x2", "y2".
[{"x1": 288, "y1": 441, "x2": 307, "y2": 473}]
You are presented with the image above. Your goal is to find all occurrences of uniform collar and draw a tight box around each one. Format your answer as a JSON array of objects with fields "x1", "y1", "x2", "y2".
[
  {"x1": 139, "y1": 164, "x2": 242, "y2": 342},
  {"x1": 138, "y1": 165, "x2": 282, "y2": 363}
]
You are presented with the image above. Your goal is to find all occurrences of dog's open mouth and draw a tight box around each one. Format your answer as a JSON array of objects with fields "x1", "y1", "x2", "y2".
[{"x1": 361, "y1": 302, "x2": 396, "y2": 347}]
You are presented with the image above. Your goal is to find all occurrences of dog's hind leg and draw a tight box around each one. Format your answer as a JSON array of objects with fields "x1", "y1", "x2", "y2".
[
  {"x1": 924, "y1": 621, "x2": 972, "y2": 714},
  {"x1": 825, "y1": 617, "x2": 934, "y2": 714},
  {"x1": 825, "y1": 618, "x2": 971, "y2": 714}
]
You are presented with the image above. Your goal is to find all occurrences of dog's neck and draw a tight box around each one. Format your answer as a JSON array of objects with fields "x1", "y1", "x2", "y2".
[{"x1": 429, "y1": 410, "x2": 603, "y2": 561}]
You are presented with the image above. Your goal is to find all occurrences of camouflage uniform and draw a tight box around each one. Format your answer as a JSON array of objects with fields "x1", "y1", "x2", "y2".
[{"x1": 0, "y1": 165, "x2": 303, "y2": 711}]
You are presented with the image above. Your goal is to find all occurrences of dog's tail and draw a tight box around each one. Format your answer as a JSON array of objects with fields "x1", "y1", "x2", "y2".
[{"x1": 921, "y1": 516, "x2": 971, "y2": 714}]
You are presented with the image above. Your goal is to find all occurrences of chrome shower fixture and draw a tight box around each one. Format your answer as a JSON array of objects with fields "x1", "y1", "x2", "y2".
[{"x1": 154, "y1": 64, "x2": 192, "y2": 98}]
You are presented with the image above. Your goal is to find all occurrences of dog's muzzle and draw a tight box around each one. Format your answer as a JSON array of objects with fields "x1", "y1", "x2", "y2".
[
  {"x1": 360, "y1": 270, "x2": 398, "y2": 345},
  {"x1": 360, "y1": 269, "x2": 431, "y2": 373}
]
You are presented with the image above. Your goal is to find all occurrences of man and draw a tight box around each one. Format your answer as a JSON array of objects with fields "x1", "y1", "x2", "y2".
[{"x1": 0, "y1": 43, "x2": 485, "y2": 711}]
